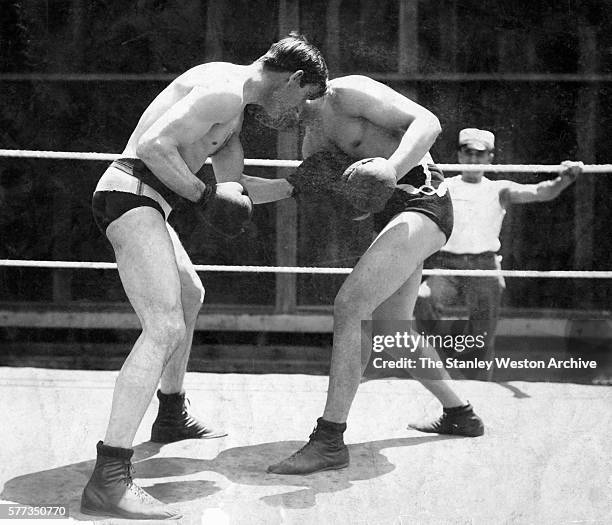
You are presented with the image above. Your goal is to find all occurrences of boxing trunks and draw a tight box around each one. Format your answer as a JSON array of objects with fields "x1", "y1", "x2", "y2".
[
  {"x1": 91, "y1": 158, "x2": 213, "y2": 235},
  {"x1": 290, "y1": 151, "x2": 454, "y2": 240}
]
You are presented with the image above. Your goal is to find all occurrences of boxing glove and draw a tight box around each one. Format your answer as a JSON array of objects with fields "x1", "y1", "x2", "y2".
[
  {"x1": 288, "y1": 153, "x2": 396, "y2": 213},
  {"x1": 288, "y1": 151, "x2": 352, "y2": 196},
  {"x1": 196, "y1": 181, "x2": 253, "y2": 239},
  {"x1": 338, "y1": 157, "x2": 397, "y2": 213}
]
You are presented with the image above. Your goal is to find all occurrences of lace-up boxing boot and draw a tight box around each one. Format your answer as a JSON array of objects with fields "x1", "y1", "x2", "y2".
[
  {"x1": 267, "y1": 417, "x2": 349, "y2": 475},
  {"x1": 80, "y1": 441, "x2": 181, "y2": 520},
  {"x1": 151, "y1": 390, "x2": 227, "y2": 442}
]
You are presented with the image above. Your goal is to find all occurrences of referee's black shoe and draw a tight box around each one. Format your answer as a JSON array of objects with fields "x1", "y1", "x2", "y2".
[{"x1": 408, "y1": 403, "x2": 485, "y2": 437}]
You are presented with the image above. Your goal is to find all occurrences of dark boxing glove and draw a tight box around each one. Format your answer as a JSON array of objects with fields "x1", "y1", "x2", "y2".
[
  {"x1": 196, "y1": 181, "x2": 253, "y2": 239},
  {"x1": 287, "y1": 151, "x2": 353, "y2": 197},
  {"x1": 338, "y1": 157, "x2": 397, "y2": 213},
  {"x1": 288, "y1": 152, "x2": 396, "y2": 213}
]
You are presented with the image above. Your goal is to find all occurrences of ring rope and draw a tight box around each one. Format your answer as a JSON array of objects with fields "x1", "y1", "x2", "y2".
[
  {"x1": 1, "y1": 149, "x2": 612, "y2": 173},
  {"x1": 0, "y1": 259, "x2": 610, "y2": 278},
  {"x1": 2, "y1": 150, "x2": 609, "y2": 277}
]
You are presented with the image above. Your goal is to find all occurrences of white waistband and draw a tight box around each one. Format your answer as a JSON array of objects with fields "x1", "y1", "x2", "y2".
[
  {"x1": 397, "y1": 180, "x2": 448, "y2": 197},
  {"x1": 95, "y1": 165, "x2": 173, "y2": 218}
]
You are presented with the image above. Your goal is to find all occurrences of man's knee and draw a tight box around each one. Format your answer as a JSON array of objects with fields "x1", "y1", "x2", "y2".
[
  {"x1": 181, "y1": 276, "x2": 205, "y2": 320},
  {"x1": 334, "y1": 287, "x2": 361, "y2": 314},
  {"x1": 143, "y1": 313, "x2": 187, "y2": 353},
  {"x1": 334, "y1": 285, "x2": 370, "y2": 318}
]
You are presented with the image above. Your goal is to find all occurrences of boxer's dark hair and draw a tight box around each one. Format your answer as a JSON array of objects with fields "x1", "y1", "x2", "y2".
[{"x1": 258, "y1": 32, "x2": 328, "y2": 98}]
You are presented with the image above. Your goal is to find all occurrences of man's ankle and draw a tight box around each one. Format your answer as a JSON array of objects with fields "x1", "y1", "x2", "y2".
[
  {"x1": 316, "y1": 417, "x2": 347, "y2": 434},
  {"x1": 443, "y1": 403, "x2": 472, "y2": 414}
]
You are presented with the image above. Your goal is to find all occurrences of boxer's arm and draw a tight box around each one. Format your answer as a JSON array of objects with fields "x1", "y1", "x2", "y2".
[
  {"x1": 212, "y1": 133, "x2": 293, "y2": 203},
  {"x1": 239, "y1": 175, "x2": 294, "y2": 204},
  {"x1": 211, "y1": 133, "x2": 244, "y2": 183},
  {"x1": 136, "y1": 88, "x2": 243, "y2": 202},
  {"x1": 386, "y1": 110, "x2": 441, "y2": 180},
  {"x1": 332, "y1": 76, "x2": 441, "y2": 179},
  {"x1": 500, "y1": 161, "x2": 582, "y2": 205}
]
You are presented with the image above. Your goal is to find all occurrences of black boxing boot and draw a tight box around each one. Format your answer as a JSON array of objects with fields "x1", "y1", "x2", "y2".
[
  {"x1": 408, "y1": 403, "x2": 485, "y2": 437},
  {"x1": 267, "y1": 418, "x2": 349, "y2": 475},
  {"x1": 151, "y1": 390, "x2": 227, "y2": 443},
  {"x1": 80, "y1": 441, "x2": 181, "y2": 520}
]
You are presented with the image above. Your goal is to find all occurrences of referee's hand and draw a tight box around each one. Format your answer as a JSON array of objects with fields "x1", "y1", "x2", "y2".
[{"x1": 560, "y1": 160, "x2": 583, "y2": 182}]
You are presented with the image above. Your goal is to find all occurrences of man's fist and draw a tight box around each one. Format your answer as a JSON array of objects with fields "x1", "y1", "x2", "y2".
[{"x1": 197, "y1": 181, "x2": 253, "y2": 238}]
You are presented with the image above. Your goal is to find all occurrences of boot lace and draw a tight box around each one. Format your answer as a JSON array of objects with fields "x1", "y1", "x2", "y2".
[
  {"x1": 125, "y1": 463, "x2": 157, "y2": 504},
  {"x1": 181, "y1": 398, "x2": 214, "y2": 434},
  {"x1": 180, "y1": 398, "x2": 191, "y2": 419},
  {"x1": 425, "y1": 414, "x2": 446, "y2": 432},
  {"x1": 283, "y1": 426, "x2": 320, "y2": 462}
]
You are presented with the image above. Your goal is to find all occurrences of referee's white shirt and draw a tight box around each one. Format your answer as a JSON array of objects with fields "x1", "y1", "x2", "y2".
[{"x1": 442, "y1": 175, "x2": 517, "y2": 254}]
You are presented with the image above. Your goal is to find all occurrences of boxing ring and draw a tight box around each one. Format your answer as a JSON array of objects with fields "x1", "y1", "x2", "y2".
[
  {"x1": 1, "y1": 150, "x2": 611, "y2": 524},
  {"x1": 1, "y1": 149, "x2": 611, "y2": 335}
]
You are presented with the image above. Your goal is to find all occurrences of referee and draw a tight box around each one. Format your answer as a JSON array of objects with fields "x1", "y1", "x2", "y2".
[{"x1": 415, "y1": 128, "x2": 582, "y2": 380}]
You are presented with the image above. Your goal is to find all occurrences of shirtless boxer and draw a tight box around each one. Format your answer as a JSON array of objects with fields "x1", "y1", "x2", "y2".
[
  {"x1": 257, "y1": 75, "x2": 484, "y2": 475},
  {"x1": 81, "y1": 34, "x2": 327, "y2": 519}
]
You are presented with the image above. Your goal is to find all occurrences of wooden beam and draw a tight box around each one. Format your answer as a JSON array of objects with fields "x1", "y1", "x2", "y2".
[
  {"x1": 48, "y1": 0, "x2": 90, "y2": 303},
  {"x1": 0, "y1": 303, "x2": 608, "y2": 338},
  {"x1": 3, "y1": 73, "x2": 612, "y2": 83},
  {"x1": 275, "y1": 0, "x2": 300, "y2": 314},
  {"x1": 51, "y1": 185, "x2": 72, "y2": 302},
  {"x1": 71, "y1": 0, "x2": 87, "y2": 63},
  {"x1": 278, "y1": 0, "x2": 299, "y2": 35},
  {"x1": 325, "y1": 0, "x2": 342, "y2": 74},
  {"x1": 205, "y1": 0, "x2": 226, "y2": 61},
  {"x1": 438, "y1": 0, "x2": 458, "y2": 72},
  {"x1": 497, "y1": 28, "x2": 529, "y2": 301},
  {"x1": 274, "y1": 159, "x2": 298, "y2": 314},
  {"x1": 398, "y1": 0, "x2": 419, "y2": 75},
  {"x1": 574, "y1": 24, "x2": 599, "y2": 307}
]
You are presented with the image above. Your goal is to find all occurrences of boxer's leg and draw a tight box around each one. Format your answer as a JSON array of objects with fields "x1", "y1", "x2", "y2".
[
  {"x1": 321, "y1": 212, "x2": 445, "y2": 423},
  {"x1": 104, "y1": 208, "x2": 185, "y2": 448},
  {"x1": 82, "y1": 205, "x2": 183, "y2": 520},
  {"x1": 268, "y1": 212, "x2": 445, "y2": 475},
  {"x1": 372, "y1": 266, "x2": 465, "y2": 407},
  {"x1": 158, "y1": 224, "x2": 204, "y2": 396},
  {"x1": 373, "y1": 261, "x2": 484, "y2": 436},
  {"x1": 466, "y1": 274, "x2": 501, "y2": 381},
  {"x1": 151, "y1": 224, "x2": 227, "y2": 442}
]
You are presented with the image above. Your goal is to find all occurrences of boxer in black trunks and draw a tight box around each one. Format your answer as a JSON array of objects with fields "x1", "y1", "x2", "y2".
[{"x1": 255, "y1": 75, "x2": 484, "y2": 475}]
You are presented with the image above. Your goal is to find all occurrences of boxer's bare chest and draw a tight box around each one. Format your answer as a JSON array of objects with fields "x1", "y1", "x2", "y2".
[
  {"x1": 304, "y1": 107, "x2": 400, "y2": 159},
  {"x1": 179, "y1": 113, "x2": 243, "y2": 172}
]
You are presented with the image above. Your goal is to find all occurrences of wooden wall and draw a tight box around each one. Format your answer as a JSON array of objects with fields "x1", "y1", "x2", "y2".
[{"x1": 0, "y1": 0, "x2": 610, "y2": 311}]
